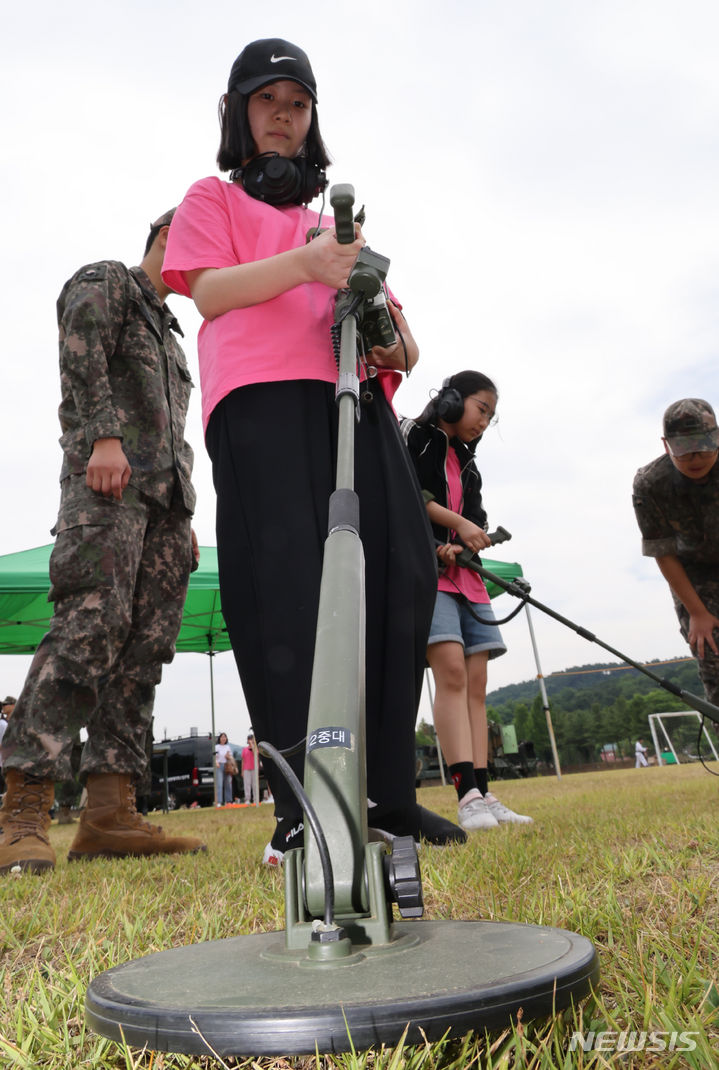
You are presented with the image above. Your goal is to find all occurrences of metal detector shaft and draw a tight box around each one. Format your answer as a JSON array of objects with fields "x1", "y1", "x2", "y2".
[
  {"x1": 457, "y1": 547, "x2": 719, "y2": 727},
  {"x1": 301, "y1": 185, "x2": 368, "y2": 919}
]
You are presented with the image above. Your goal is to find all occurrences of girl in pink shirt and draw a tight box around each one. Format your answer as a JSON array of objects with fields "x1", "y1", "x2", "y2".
[
  {"x1": 402, "y1": 371, "x2": 533, "y2": 831},
  {"x1": 164, "y1": 38, "x2": 464, "y2": 862}
]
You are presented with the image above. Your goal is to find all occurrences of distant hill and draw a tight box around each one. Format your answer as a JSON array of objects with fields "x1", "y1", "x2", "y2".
[
  {"x1": 484, "y1": 655, "x2": 715, "y2": 767},
  {"x1": 487, "y1": 656, "x2": 701, "y2": 711}
]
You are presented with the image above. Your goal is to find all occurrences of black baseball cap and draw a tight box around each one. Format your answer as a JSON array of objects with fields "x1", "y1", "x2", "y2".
[{"x1": 227, "y1": 38, "x2": 317, "y2": 102}]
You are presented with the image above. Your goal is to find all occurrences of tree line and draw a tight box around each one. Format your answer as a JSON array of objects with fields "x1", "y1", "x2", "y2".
[{"x1": 485, "y1": 657, "x2": 719, "y2": 767}]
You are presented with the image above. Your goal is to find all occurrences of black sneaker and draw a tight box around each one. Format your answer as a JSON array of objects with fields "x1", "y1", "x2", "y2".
[
  {"x1": 263, "y1": 817, "x2": 304, "y2": 866},
  {"x1": 368, "y1": 803, "x2": 467, "y2": 845}
]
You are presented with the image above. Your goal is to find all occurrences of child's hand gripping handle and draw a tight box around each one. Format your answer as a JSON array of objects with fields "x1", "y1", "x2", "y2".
[
  {"x1": 452, "y1": 527, "x2": 512, "y2": 568},
  {"x1": 330, "y1": 184, "x2": 356, "y2": 245}
]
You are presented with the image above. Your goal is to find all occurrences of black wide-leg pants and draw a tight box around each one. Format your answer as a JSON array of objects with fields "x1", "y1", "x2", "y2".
[{"x1": 205, "y1": 379, "x2": 437, "y2": 822}]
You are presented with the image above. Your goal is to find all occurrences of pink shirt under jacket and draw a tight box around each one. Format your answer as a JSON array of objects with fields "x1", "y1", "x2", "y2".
[{"x1": 438, "y1": 448, "x2": 490, "y2": 604}]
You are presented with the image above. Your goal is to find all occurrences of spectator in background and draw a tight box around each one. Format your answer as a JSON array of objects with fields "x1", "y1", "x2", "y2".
[
  {"x1": 215, "y1": 732, "x2": 234, "y2": 805},
  {"x1": 0, "y1": 698, "x2": 16, "y2": 795},
  {"x1": 242, "y1": 732, "x2": 257, "y2": 804},
  {"x1": 635, "y1": 738, "x2": 649, "y2": 768}
]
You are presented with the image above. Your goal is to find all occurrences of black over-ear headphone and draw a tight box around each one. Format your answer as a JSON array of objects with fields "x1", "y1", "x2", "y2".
[
  {"x1": 435, "y1": 378, "x2": 465, "y2": 423},
  {"x1": 231, "y1": 153, "x2": 328, "y2": 206}
]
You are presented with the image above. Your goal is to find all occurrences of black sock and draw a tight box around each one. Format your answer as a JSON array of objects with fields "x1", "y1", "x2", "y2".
[
  {"x1": 474, "y1": 767, "x2": 489, "y2": 796},
  {"x1": 449, "y1": 761, "x2": 476, "y2": 802}
]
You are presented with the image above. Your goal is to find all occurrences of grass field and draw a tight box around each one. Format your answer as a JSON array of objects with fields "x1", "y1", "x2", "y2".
[{"x1": 1, "y1": 763, "x2": 717, "y2": 1069}]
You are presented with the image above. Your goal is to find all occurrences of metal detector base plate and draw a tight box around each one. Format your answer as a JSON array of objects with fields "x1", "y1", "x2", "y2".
[{"x1": 86, "y1": 920, "x2": 599, "y2": 1057}]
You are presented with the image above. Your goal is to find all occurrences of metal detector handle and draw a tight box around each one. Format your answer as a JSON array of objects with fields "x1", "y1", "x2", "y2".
[
  {"x1": 488, "y1": 526, "x2": 512, "y2": 546},
  {"x1": 330, "y1": 184, "x2": 356, "y2": 244},
  {"x1": 448, "y1": 526, "x2": 511, "y2": 568}
]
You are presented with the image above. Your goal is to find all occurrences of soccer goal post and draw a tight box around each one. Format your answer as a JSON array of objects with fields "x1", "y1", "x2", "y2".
[{"x1": 648, "y1": 711, "x2": 719, "y2": 766}]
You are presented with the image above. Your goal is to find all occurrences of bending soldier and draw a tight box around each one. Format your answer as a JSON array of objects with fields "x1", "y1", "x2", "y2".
[{"x1": 633, "y1": 398, "x2": 719, "y2": 710}]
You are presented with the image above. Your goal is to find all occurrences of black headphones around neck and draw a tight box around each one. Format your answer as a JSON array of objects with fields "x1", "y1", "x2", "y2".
[
  {"x1": 230, "y1": 153, "x2": 327, "y2": 206},
  {"x1": 435, "y1": 378, "x2": 465, "y2": 424}
]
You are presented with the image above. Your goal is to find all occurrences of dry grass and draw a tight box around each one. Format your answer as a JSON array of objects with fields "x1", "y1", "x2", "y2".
[{"x1": 1, "y1": 764, "x2": 718, "y2": 1068}]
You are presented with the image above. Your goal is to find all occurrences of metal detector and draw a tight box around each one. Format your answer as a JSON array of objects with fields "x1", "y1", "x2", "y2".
[
  {"x1": 85, "y1": 186, "x2": 599, "y2": 1059},
  {"x1": 452, "y1": 542, "x2": 719, "y2": 731}
]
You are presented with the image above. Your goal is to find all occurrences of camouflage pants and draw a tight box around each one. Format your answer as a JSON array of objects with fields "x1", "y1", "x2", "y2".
[
  {"x1": 673, "y1": 577, "x2": 719, "y2": 709},
  {"x1": 2, "y1": 488, "x2": 192, "y2": 782}
]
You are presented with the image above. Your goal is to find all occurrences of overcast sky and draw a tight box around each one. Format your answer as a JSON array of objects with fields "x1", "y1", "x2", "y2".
[{"x1": 2, "y1": 0, "x2": 718, "y2": 744}]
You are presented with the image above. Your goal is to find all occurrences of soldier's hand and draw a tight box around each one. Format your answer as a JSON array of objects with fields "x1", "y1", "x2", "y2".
[
  {"x1": 688, "y1": 609, "x2": 719, "y2": 659},
  {"x1": 86, "y1": 437, "x2": 132, "y2": 501}
]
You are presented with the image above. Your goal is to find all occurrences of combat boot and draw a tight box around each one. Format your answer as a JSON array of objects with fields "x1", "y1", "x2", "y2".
[
  {"x1": 0, "y1": 770, "x2": 56, "y2": 874},
  {"x1": 67, "y1": 773, "x2": 207, "y2": 860}
]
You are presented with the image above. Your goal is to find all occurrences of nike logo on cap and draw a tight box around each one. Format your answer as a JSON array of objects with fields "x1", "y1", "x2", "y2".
[{"x1": 270, "y1": 54, "x2": 297, "y2": 62}]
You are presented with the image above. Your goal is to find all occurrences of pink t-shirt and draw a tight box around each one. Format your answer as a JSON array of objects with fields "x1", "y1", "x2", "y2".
[
  {"x1": 437, "y1": 448, "x2": 490, "y2": 604},
  {"x1": 163, "y1": 176, "x2": 400, "y2": 431}
]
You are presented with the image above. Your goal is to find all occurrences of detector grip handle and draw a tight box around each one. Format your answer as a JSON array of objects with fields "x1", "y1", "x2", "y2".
[
  {"x1": 330, "y1": 184, "x2": 356, "y2": 245},
  {"x1": 487, "y1": 526, "x2": 512, "y2": 546}
]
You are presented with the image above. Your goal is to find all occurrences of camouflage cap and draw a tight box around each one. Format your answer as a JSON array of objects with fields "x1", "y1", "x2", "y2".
[
  {"x1": 150, "y1": 208, "x2": 176, "y2": 229},
  {"x1": 1, "y1": 695, "x2": 16, "y2": 706},
  {"x1": 663, "y1": 398, "x2": 719, "y2": 456}
]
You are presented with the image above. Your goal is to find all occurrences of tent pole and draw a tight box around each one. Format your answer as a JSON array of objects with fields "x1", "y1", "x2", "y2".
[
  {"x1": 424, "y1": 670, "x2": 447, "y2": 786},
  {"x1": 524, "y1": 605, "x2": 562, "y2": 780},
  {"x1": 208, "y1": 636, "x2": 217, "y2": 806}
]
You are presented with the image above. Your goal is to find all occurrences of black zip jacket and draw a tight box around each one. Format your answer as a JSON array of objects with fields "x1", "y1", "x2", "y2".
[{"x1": 400, "y1": 419, "x2": 487, "y2": 545}]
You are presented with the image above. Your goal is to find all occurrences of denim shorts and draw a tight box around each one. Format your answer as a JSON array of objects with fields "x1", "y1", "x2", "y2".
[{"x1": 428, "y1": 591, "x2": 507, "y2": 658}]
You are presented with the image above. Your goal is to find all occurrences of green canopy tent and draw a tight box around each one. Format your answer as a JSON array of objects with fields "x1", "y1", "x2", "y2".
[
  {"x1": 0, "y1": 543, "x2": 522, "y2": 655},
  {"x1": 0, "y1": 543, "x2": 230, "y2": 655},
  {"x1": 0, "y1": 543, "x2": 527, "y2": 752},
  {"x1": 0, "y1": 544, "x2": 230, "y2": 745}
]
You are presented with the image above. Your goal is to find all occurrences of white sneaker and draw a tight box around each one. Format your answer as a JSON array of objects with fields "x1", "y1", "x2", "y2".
[
  {"x1": 484, "y1": 792, "x2": 533, "y2": 825},
  {"x1": 458, "y1": 790, "x2": 500, "y2": 830},
  {"x1": 262, "y1": 842, "x2": 284, "y2": 866}
]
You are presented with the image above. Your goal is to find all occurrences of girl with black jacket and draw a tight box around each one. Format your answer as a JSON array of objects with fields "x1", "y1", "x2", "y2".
[{"x1": 402, "y1": 371, "x2": 533, "y2": 831}]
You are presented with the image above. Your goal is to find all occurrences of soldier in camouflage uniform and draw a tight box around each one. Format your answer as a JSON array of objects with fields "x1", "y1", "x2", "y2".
[
  {"x1": 0, "y1": 211, "x2": 206, "y2": 873},
  {"x1": 632, "y1": 398, "x2": 719, "y2": 710}
]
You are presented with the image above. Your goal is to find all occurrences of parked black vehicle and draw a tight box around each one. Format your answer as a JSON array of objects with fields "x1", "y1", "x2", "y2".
[
  {"x1": 150, "y1": 734, "x2": 270, "y2": 809},
  {"x1": 150, "y1": 734, "x2": 217, "y2": 810}
]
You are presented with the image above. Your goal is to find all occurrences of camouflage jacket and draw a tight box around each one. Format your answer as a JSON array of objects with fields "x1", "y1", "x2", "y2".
[
  {"x1": 632, "y1": 453, "x2": 719, "y2": 585},
  {"x1": 56, "y1": 261, "x2": 195, "y2": 513}
]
